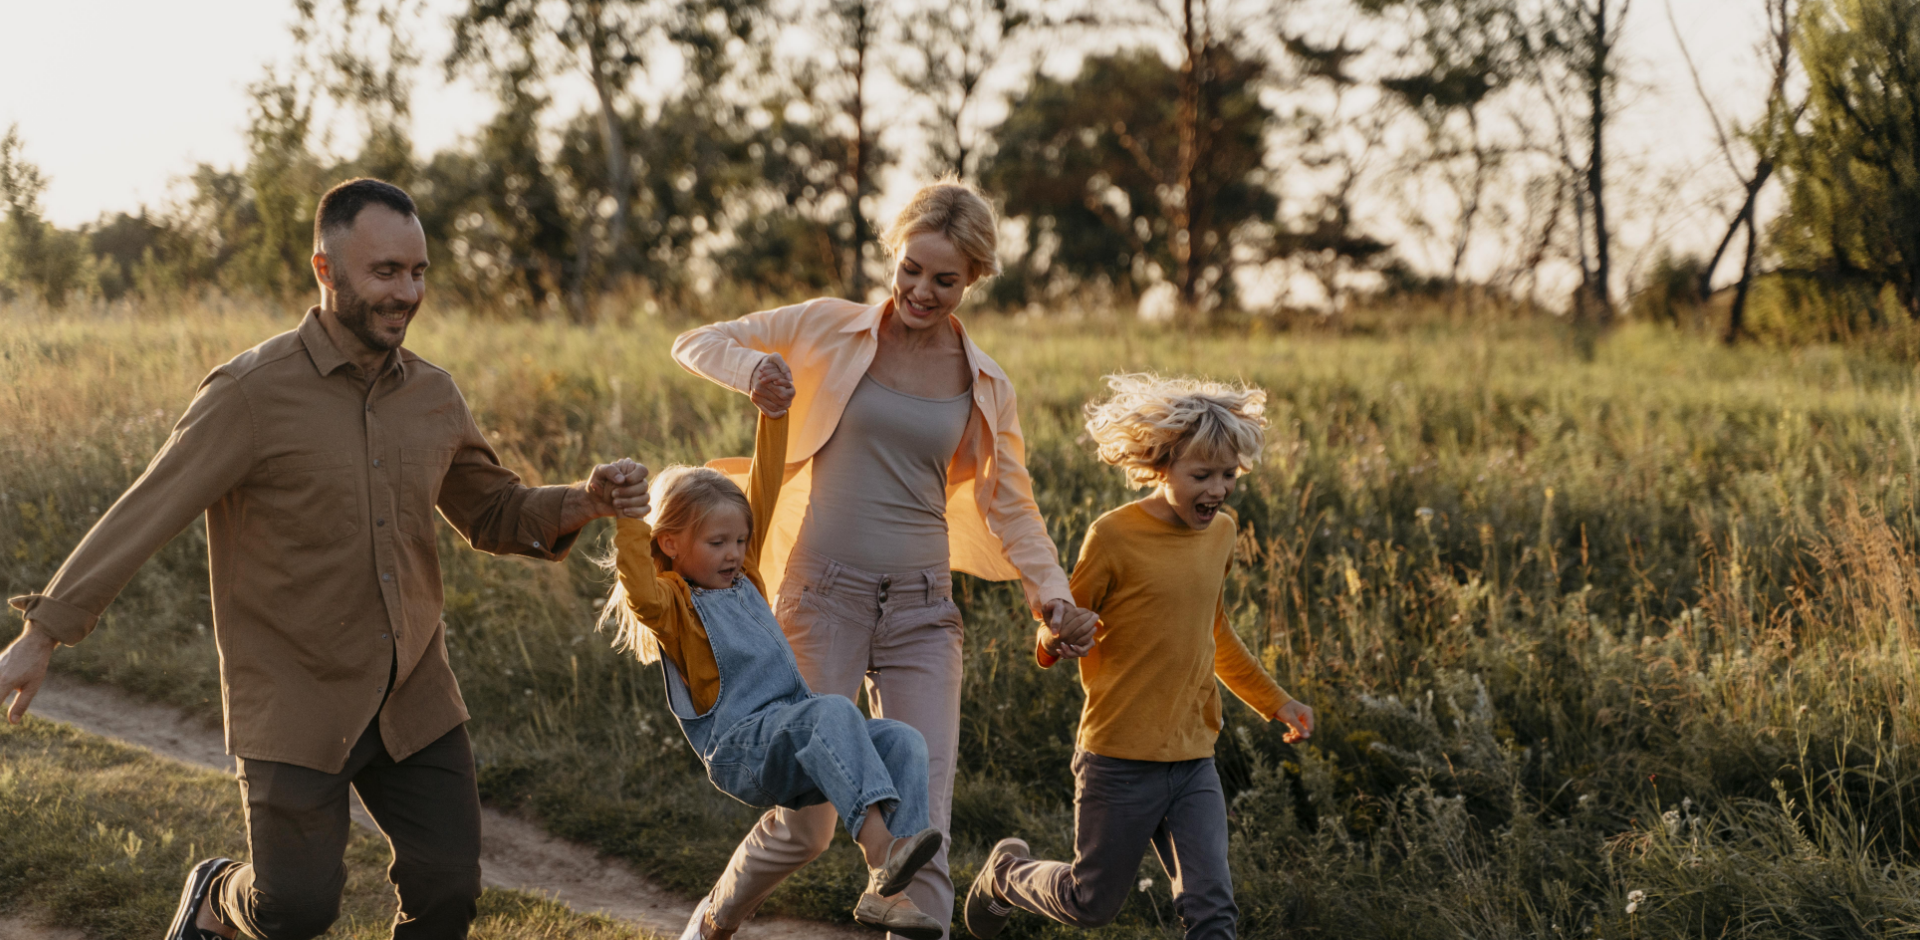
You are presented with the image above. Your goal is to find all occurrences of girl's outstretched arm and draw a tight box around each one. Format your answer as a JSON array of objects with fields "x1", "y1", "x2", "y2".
[
  {"x1": 743, "y1": 412, "x2": 790, "y2": 580},
  {"x1": 613, "y1": 517, "x2": 675, "y2": 623}
]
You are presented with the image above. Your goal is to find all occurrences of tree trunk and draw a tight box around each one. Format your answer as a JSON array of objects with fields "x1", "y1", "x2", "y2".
[
  {"x1": 1586, "y1": 0, "x2": 1612, "y2": 317},
  {"x1": 849, "y1": 33, "x2": 869, "y2": 299},
  {"x1": 1725, "y1": 208, "x2": 1758, "y2": 344},
  {"x1": 1173, "y1": 0, "x2": 1204, "y2": 311},
  {"x1": 1697, "y1": 160, "x2": 1774, "y2": 303},
  {"x1": 586, "y1": 16, "x2": 630, "y2": 288}
]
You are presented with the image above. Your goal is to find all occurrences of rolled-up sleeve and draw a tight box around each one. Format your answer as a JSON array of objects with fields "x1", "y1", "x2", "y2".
[
  {"x1": 982, "y1": 390, "x2": 1073, "y2": 610},
  {"x1": 10, "y1": 371, "x2": 257, "y2": 645},
  {"x1": 433, "y1": 396, "x2": 576, "y2": 560},
  {"x1": 670, "y1": 301, "x2": 814, "y2": 392}
]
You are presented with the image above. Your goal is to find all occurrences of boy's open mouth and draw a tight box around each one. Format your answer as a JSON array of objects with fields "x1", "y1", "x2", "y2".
[{"x1": 1192, "y1": 499, "x2": 1221, "y2": 524}]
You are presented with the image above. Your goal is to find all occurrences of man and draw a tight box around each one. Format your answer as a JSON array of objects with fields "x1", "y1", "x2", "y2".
[{"x1": 0, "y1": 178, "x2": 649, "y2": 940}]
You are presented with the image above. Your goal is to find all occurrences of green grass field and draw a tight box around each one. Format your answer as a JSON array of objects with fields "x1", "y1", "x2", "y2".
[
  {"x1": 0, "y1": 717, "x2": 644, "y2": 939},
  {"x1": 7, "y1": 300, "x2": 1920, "y2": 937}
]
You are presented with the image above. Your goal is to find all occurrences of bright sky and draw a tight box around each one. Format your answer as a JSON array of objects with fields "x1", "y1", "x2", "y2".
[{"x1": 0, "y1": 0, "x2": 1773, "y2": 271}]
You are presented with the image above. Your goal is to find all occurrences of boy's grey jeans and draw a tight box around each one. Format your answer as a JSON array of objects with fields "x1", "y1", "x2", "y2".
[{"x1": 985, "y1": 750, "x2": 1239, "y2": 940}]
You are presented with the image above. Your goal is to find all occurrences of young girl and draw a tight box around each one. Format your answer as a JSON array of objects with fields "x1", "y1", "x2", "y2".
[
  {"x1": 963, "y1": 374, "x2": 1316, "y2": 940},
  {"x1": 599, "y1": 405, "x2": 945, "y2": 940}
]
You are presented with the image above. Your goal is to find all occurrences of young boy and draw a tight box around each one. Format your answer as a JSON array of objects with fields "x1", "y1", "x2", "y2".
[{"x1": 963, "y1": 373, "x2": 1314, "y2": 940}]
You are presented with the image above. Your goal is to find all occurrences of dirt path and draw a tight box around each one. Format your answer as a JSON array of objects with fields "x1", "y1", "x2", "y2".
[
  {"x1": 0, "y1": 914, "x2": 85, "y2": 940},
  {"x1": 28, "y1": 673, "x2": 856, "y2": 940}
]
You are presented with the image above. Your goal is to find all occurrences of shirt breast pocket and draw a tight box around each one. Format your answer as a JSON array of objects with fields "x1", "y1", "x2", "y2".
[
  {"x1": 401, "y1": 447, "x2": 456, "y2": 543},
  {"x1": 261, "y1": 452, "x2": 360, "y2": 546}
]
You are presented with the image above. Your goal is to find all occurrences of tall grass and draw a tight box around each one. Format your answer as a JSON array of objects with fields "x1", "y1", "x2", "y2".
[{"x1": 6, "y1": 300, "x2": 1920, "y2": 936}]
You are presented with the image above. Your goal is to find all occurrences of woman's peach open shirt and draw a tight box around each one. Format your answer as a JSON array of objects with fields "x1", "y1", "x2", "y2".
[{"x1": 672, "y1": 296, "x2": 1073, "y2": 611}]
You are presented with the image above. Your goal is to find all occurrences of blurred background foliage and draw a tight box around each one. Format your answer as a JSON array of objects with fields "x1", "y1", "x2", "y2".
[{"x1": 11, "y1": 0, "x2": 1920, "y2": 350}]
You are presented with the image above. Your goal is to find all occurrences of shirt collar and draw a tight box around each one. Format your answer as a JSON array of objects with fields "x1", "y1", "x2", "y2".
[
  {"x1": 298, "y1": 306, "x2": 406, "y2": 381},
  {"x1": 848, "y1": 297, "x2": 1009, "y2": 384}
]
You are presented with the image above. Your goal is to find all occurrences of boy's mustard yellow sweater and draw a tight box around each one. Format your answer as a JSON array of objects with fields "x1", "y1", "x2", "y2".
[
  {"x1": 612, "y1": 414, "x2": 787, "y2": 715},
  {"x1": 1039, "y1": 503, "x2": 1293, "y2": 762}
]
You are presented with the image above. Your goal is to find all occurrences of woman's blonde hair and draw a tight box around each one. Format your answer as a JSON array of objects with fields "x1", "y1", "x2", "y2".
[
  {"x1": 1083, "y1": 373, "x2": 1268, "y2": 489},
  {"x1": 595, "y1": 465, "x2": 754, "y2": 664},
  {"x1": 883, "y1": 177, "x2": 1002, "y2": 282}
]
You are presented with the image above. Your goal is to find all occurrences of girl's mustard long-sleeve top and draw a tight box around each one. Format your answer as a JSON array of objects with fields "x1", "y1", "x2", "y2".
[
  {"x1": 613, "y1": 414, "x2": 787, "y2": 715},
  {"x1": 1039, "y1": 502, "x2": 1293, "y2": 762}
]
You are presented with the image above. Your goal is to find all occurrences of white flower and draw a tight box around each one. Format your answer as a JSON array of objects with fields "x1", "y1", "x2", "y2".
[
  {"x1": 1416, "y1": 507, "x2": 1435, "y2": 522},
  {"x1": 1137, "y1": 878, "x2": 1153, "y2": 892},
  {"x1": 1625, "y1": 890, "x2": 1646, "y2": 915}
]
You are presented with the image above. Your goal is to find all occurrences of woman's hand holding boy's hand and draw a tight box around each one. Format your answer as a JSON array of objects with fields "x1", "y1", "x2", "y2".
[
  {"x1": 1039, "y1": 599, "x2": 1099, "y2": 659},
  {"x1": 1274, "y1": 700, "x2": 1314, "y2": 743},
  {"x1": 750, "y1": 354, "x2": 795, "y2": 418}
]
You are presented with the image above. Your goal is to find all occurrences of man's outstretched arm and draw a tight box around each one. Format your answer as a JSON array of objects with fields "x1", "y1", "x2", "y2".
[
  {"x1": 435, "y1": 396, "x2": 648, "y2": 558},
  {"x1": 4, "y1": 371, "x2": 256, "y2": 722}
]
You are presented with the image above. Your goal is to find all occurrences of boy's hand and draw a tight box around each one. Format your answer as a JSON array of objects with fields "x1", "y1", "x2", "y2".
[
  {"x1": 1039, "y1": 599, "x2": 1098, "y2": 659},
  {"x1": 1036, "y1": 623, "x2": 1090, "y2": 661},
  {"x1": 750, "y1": 354, "x2": 794, "y2": 418},
  {"x1": 1274, "y1": 700, "x2": 1314, "y2": 743}
]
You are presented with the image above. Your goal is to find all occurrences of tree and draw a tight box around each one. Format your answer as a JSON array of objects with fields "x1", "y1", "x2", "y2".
[
  {"x1": 448, "y1": 0, "x2": 767, "y2": 288},
  {"x1": 981, "y1": 48, "x2": 1276, "y2": 306},
  {"x1": 0, "y1": 126, "x2": 86, "y2": 306},
  {"x1": 1365, "y1": 0, "x2": 1529, "y2": 290},
  {"x1": 896, "y1": 0, "x2": 1043, "y2": 180},
  {"x1": 1667, "y1": 0, "x2": 1799, "y2": 342},
  {"x1": 814, "y1": 0, "x2": 896, "y2": 299},
  {"x1": 1526, "y1": 0, "x2": 1632, "y2": 326}
]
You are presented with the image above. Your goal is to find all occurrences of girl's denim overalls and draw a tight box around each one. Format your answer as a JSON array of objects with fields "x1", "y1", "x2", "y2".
[{"x1": 666, "y1": 576, "x2": 930, "y2": 839}]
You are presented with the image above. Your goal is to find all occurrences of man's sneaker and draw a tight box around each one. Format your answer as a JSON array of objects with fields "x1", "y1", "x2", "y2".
[
  {"x1": 679, "y1": 894, "x2": 735, "y2": 940},
  {"x1": 853, "y1": 890, "x2": 945, "y2": 940},
  {"x1": 963, "y1": 838, "x2": 1030, "y2": 939},
  {"x1": 869, "y1": 827, "x2": 944, "y2": 898},
  {"x1": 164, "y1": 857, "x2": 233, "y2": 940}
]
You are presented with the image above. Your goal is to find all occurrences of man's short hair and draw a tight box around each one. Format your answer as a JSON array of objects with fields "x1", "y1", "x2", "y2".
[{"x1": 313, "y1": 178, "x2": 417, "y2": 254}]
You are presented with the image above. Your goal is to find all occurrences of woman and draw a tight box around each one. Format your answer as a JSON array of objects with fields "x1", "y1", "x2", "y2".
[{"x1": 670, "y1": 180, "x2": 1098, "y2": 939}]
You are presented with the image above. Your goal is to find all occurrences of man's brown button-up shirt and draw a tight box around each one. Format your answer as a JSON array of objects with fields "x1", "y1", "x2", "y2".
[{"x1": 9, "y1": 310, "x2": 579, "y2": 772}]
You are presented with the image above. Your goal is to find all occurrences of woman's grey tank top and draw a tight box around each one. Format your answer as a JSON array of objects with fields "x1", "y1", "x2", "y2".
[{"x1": 793, "y1": 373, "x2": 974, "y2": 573}]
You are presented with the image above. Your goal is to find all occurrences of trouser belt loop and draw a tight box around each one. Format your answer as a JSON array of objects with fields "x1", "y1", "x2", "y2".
[
  {"x1": 819, "y1": 561, "x2": 842, "y2": 597},
  {"x1": 922, "y1": 569, "x2": 937, "y2": 600}
]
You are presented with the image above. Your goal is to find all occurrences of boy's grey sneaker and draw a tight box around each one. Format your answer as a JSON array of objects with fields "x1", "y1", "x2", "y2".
[
  {"x1": 164, "y1": 857, "x2": 234, "y2": 940},
  {"x1": 963, "y1": 838, "x2": 1030, "y2": 939}
]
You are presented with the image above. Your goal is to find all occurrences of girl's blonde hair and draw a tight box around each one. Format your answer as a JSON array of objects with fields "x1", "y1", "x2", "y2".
[
  {"x1": 595, "y1": 465, "x2": 754, "y2": 664},
  {"x1": 1083, "y1": 373, "x2": 1268, "y2": 489},
  {"x1": 883, "y1": 177, "x2": 1002, "y2": 282}
]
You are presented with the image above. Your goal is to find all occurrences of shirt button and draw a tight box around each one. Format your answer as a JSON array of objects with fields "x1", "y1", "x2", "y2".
[
  {"x1": 380, "y1": 633, "x2": 389, "y2": 639},
  {"x1": 532, "y1": 540, "x2": 543, "y2": 549},
  {"x1": 381, "y1": 572, "x2": 392, "y2": 582},
  {"x1": 373, "y1": 458, "x2": 383, "y2": 468},
  {"x1": 377, "y1": 518, "x2": 386, "y2": 526}
]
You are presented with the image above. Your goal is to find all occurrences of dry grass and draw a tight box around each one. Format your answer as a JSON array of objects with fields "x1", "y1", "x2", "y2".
[{"x1": 7, "y1": 299, "x2": 1920, "y2": 936}]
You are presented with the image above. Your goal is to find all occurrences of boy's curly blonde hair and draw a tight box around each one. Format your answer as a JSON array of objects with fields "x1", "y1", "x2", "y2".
[
  {"x1": 1083, "y1": 373, "x2": 1268, "y2": 488},
  {"x1": 595, "y1": 465, "x2": 753, "y2": 664}
]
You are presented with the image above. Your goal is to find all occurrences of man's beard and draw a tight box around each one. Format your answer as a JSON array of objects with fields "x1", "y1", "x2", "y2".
[{"x1": 333, "y1": 277, "x2": 415, "y2": 353}]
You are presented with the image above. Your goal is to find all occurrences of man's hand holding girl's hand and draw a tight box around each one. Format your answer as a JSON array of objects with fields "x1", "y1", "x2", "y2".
[
  {"x1": 594, "y1": 458, "x2": 652, "y2": 518},
  {"x1": 750, "y1": 353, "x2": 795, "y2": 418},
  {"x1": 1274, "y1": 699, "x2": 1315, "y2": 743},
  {"x1": 564, "y1": 458, "x2": 652, "y2": 530}
]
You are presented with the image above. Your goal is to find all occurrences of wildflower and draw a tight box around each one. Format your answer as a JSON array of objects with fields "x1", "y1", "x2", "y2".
[
  {"x1": 1416, "y1": 507, "x2": 1435, "y2": 522},
  {"x1": 1625, "y1": 890, "x2": 1646, "y2": 915},
  {"x1": 1137, "y1": 878, "x2": 1153, "y2": 892}
]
